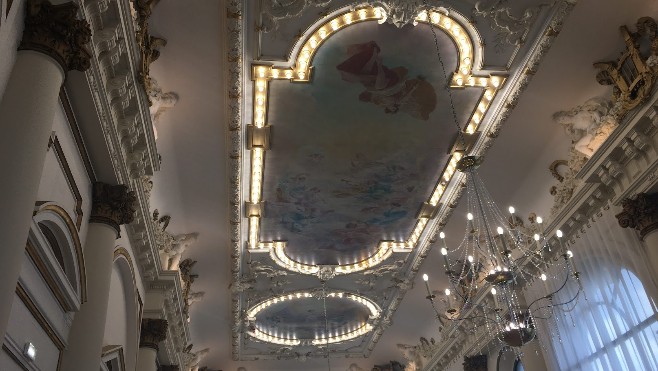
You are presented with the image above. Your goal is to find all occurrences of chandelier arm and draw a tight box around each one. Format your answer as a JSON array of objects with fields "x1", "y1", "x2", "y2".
[{"x1": 526, "y1": 263, "x2": 575, "y2": 310}]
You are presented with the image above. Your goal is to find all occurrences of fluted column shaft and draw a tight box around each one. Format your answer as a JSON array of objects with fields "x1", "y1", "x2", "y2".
[
  {"x1": 137, "y1": 318, "x2": 168, "y2": 371},
  {"x1": 60, "y1": 183, "x2": 136, "y2": 371},
  {"x1": 0, "y1": 0, "x2": 90, "y2": 340}
]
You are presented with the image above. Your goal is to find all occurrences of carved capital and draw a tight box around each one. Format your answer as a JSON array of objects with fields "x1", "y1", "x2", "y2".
[
  {"x1": 158, "y1": 367, "x2": 180, "y2": 371},
  {"x1": 616, "y1": 193, "x2": 658, "y2": 239},
  {"x1": 19, "y1": 0, "x2": 92, "y2": 72},
  {"x1": 90, "y1": 182, "x2": 137, "y2": 236},
  {"x1": 140, "y1": 318, "x2": 168, "y2": 351},
  {"x1": 463, "y1": 354, "x2": 488, "y2": 371}
]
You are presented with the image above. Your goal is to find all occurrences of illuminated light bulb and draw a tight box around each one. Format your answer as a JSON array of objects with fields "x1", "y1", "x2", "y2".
[
  {"x1": 537, "y1": 216, "x2": 543, "y2": 224},
  {"x1": 491, "y1": 77, "x2": 500, "y2": 87},
  {"x1": 431, "y1": 12, "x2": 440, "y2": 24},
  {"x1": 485, "y1": 89, "x2": 494, "y2": 100},
  {"x1": 491, "y1": 287, "x2": 497, "y2": 295},
  {"x1": 473, "y1": 113, "x2": 481, "y2": 123},
  {"x1": 540, "y1": 273, "x2": 547, "y2": 281},
  {"x1": 467, "y1": 77, "x2": 475, "y2": 86},
  {"x1": 309, "y1": 38, "x2": 317, "y2": 49},
  {"x1": 422, "y1": 274, "x2": 429, "y2": 281},
  {"x1": 467, "y1": 212, "x2": 474, "y2": 221},
  {"x1": 496, "y1": 266, "x2": 502, "y2": 271},
  {"x1": 463, "y1": 57, "x2": 471, "y2": 66},
  {"x1": 478, "y1": 102, "x2": 486, "y2": 112},
  {"x1": 344, "y1": 13, "x2": 352, "y2": 24},
  {"x1": 460, "y1": 66, "x2": 469, "y2": 75},
  {"x1": 319, "y1": 28, "x2": 327, "y2": 39},
  {"x1": 417, "y1": 10, "x2": 428, "y2": 22},
  {"x1": 358, "y1": 9, "x2": 367, "y2": 19},
  {"x1": 497, "y1": 227, "x2": 504, "y2": 235},
  {"x1": 567, "y1": 250, "x2": 573, "y2": 258},
  {"x1": 508, "y1": 206, "x2": 515, "y2": 214},
  {"x1": 331, "y1": 19, "x2": 339, "y2": 30},
  {"x1": 271, "y1": 69, "x2": 279, "y2": 78},
  {"x1": 445, "y1": 289, "x2": 451, "y2": 296},
  {"x1": 556, "y1": 230, "x2": 563, "y2": 238},
  {"x1": 258, "y1": 66, "x2": 266, "y2": 77},
  {"x1": 480, "y1": 78, "x2": 488, "y2": 87},
  {"x1": 443, "y1": 18, "x2": 451, "y2": 28},
  {"x1": 534, "y1": 234, "x2": 540, "y2": 241},
  {"x1": 489, "y1": 269, "x2": 495, "y2": 275},
  {"x1": 456, "y1": 77, "x2": 464, "y2": 86},
  {"x1": 440, "y1": 247, "x2": 448, "y2": 256}
]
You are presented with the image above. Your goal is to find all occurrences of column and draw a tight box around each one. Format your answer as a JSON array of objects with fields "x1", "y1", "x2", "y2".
[
  {"x1": 616, "y1": 192, "x2": 658, "y2": 281},
  {"x1": 137, "y1": 318, "x2": 168, "y2": 371},
  {"x1": 0, "y1": 0, "x2": 91, "y2": 340},
  {"x1": 60, "y1": 183, "x2": 136, "y2": 371}
]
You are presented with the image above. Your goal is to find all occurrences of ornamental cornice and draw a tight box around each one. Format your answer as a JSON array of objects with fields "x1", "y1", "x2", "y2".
[
  {"x1": 19, "y1": 0, "x2": 92, "y2": 72},
  {"x1": 73, "y1": 0, "x2": 189, "y2": 367},
  {"x1": 89, "y1": 182, "x2": 137, "y2": 236},
  {"x1": 140, "y1": 318, "x2": 169, "y2": 351}
]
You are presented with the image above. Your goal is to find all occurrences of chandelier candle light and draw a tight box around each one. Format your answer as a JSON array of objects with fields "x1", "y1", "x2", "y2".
[{"x1": 418, "y1": 0, "x2": 583, "y2": 356}]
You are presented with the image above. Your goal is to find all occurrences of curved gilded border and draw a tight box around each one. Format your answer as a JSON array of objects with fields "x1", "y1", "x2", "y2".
[
  {"x1": 246, "y1": 290, "x2": 381, "y2": 346},
  {"x1": 245, "y1": 6, "x2": 506, "y2": 275},
  {"x1": 34, "y1": 203, "x2": 87, "y2": 303}
]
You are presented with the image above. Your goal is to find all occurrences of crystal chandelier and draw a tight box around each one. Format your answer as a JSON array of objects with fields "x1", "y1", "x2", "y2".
[
  {"x1": 422, "y1": 160, "x2": 582, "y2": 349},
  {"x1": 417, "y1": 0, "x2": 583, "y2": 353}
]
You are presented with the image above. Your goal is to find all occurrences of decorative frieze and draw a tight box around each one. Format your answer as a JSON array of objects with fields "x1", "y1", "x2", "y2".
[
  {"x1": 616, "y1": 192, "x2": 658, "y2": 239},
  {"x1": 19, "y1": 0, "x2": 92, "y2": 72},
  {"x1": 89, "y1": 182, "x2": 137, "y2": 236},
  {"x1": 139, "y1": 318, "x2": 169, "y2": 351}
]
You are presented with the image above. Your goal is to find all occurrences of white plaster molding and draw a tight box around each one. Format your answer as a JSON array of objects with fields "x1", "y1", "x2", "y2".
[{"x1": 77, "y1": 0, "x2": 192, "y2": 366}]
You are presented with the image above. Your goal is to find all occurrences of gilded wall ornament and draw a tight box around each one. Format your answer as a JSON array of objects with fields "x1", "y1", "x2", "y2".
[
  {"x1": 89, "y1": 182, "x2": 137, "y2": 236},
  {"x1": 19, "y1": 0, "x2": 92, "y2": 72},
  {"x1": 139, "y1": 318, "x2": 168, "y2": 351},
  {"x1": 595, "y1": 17, "x2": 658, "y2": 117},
  {"x1": 616, "y1": 192, "x2": 658, "y2": 239}
]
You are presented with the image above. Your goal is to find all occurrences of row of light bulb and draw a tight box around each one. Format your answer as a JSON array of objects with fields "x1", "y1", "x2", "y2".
[
  {"x1": 250, "y1": 327, "x2": 301, "y2": 346},
  {"x1": 271, "y1": 243, "x2": 320, "y2": 274},
  {"x1": 247, "y1": 291, "x2": 380, "y2": 346},
  {"x1": 334, "y1": 244, "x2": 394, "y2": 274},
  {"x1": 311, "y1": 323, "x2": 374, "y2": 345}
]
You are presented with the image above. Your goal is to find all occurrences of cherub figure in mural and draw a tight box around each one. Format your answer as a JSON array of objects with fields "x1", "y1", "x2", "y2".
[{"x1": 337, "y1": 41, "x2": 437, "y2": 120}]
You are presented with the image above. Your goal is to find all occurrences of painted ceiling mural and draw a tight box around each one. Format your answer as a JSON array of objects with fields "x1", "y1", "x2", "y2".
[
  {"x1": 262, "y1": 22, "x2": 480, "y2": 266},
  {"x1": 228, "y1": 0, "x2": 577, "y2": 362}
]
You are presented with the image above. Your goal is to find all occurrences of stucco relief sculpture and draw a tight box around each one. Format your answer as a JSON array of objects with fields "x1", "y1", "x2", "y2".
[
  {"x1": 260, "y1": 0, "x2": 331, "y2": 32},
  {"x1": 473, "y1": 0, "x2": 554, "y2": 47},
  {"x1": 182, "y1": 347, "x2": 210, "y2": 371},
  {"x1": 149, "y1": 78, "x2": 179, "y2": 138},
  {"x1": 397, "y1": 337, "x2": 438, "y2": 371},
  {"x1": 131, "y1": 0, "x2": 168, "y2": 97},
  {"x1": 549, "y1": 97, "x2": 614, "y2": 216},
  {"x1": 151, "y1": 210, "x2": 200, "y2": 270}
]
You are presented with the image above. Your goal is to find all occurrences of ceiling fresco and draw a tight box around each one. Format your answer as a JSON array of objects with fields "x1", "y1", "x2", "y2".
[
  {"x1": 261, "y1": 22, "x2": 481, "y2": 266},
  {"x1": 228, "y1": 0, "x2": 577, "y2": 361}
]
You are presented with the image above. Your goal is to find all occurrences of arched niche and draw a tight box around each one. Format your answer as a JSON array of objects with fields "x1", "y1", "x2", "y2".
[
  {"x1": 31, "y1": 202, "x2": 87, "y2": 310},
  {"x1": 103, "y1": 248, "x2": 140, "y2": 371}
]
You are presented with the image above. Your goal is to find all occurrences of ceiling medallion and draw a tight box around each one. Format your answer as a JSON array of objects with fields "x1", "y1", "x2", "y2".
[
  {"x1": 246, "y1": 5, "x2": 506, "y2": 276},
  {"x1": 245, "y1": 290, "x2": 381, "y2": 346},
  {"x1": 365, "y1": 0, "x2": 449, "y2": 28}
]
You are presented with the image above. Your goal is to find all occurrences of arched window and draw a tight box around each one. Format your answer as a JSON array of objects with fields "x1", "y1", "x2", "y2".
[
  {"x1": 526, "y1": 206, "x2": 658, "y2": 371},
  {"x1": 552, "y1": 269, "x2": 658, "y2": 370},
  {"x1": 38, "y1": 222, "x2": 66, "y2": 273}
]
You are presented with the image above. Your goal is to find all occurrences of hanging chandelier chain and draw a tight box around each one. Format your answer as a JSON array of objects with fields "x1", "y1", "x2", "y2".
[
  {"x1": 421, "y1": 0, "x2": 468, "y2": 149},
  {"x1": 321, "y1": 282, "x2": 332, "y2": 371}
]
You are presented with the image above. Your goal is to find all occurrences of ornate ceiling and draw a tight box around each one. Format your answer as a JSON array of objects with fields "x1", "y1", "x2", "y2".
[{"x1": 226, "y1": 0, "x2": 576, "y2": 362}]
